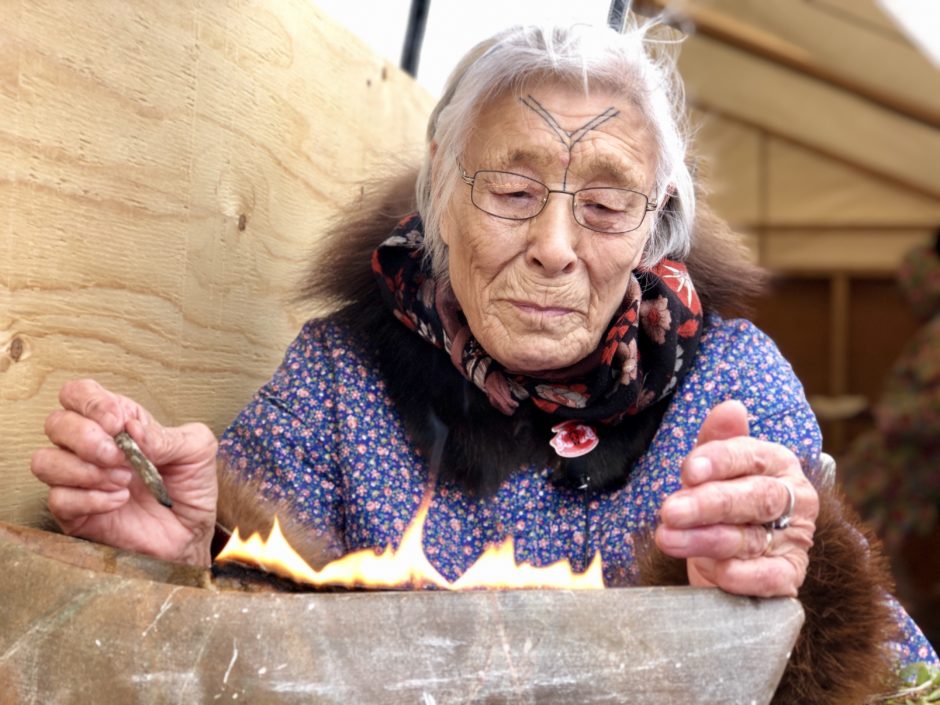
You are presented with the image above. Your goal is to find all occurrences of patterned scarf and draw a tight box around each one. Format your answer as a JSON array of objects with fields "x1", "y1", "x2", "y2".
[{"x1": 372, "y1": 214, "x2": 703, "y2": 427}]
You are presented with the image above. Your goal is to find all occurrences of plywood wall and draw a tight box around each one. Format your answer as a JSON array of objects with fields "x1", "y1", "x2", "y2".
[{"x1": 0, "y1": 0, "x2": 434, "y2": 524}]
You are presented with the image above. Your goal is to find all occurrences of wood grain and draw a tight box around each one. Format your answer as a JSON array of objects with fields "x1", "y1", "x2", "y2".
[{"x1": 0, "y1": 0, "x2": 433, "y2": 524}]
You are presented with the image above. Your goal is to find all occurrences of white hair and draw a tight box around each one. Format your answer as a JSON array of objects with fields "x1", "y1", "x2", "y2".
[{"x1": 416, "y1": 20, "x2": 695, "y2": 278}]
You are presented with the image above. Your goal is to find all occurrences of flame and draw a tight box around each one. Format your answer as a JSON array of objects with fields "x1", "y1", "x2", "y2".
[{"x1": 216, "y1": 496, "x2": 604, "y2": 591}]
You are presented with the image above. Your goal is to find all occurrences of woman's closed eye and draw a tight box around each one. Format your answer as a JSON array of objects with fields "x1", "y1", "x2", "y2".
[
  {"x1": 495, "y1": 191, "x2": 540, "y2": 207},
  {"x1": 479, "y1": 178, "x2": 545, "y2": 216},
  {"x1": 578, "y1": 189, "x2": 633, "y2": 213},
  {"x1": 486, "y1": 182, "x2": 541, "y2": 202},
  {"x1": 582, "y1": 200, "x2": 622, "y2": 214}
]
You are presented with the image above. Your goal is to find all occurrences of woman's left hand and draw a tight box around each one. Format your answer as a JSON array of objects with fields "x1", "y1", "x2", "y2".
[{"x1": 655, "y1": 400, "x2": 819, "y2": 597}]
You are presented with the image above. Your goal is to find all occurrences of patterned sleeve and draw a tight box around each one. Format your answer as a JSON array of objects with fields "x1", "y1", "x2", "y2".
[
  {"x1": 709, "y1": 319, "x2": 822, "y2": 476},
  {"x1": 718, "y1": 319, "x2": 938, "y2": 669},
  {"x1": 217, "y1": 319, "x2": 348, "y2": 546}
]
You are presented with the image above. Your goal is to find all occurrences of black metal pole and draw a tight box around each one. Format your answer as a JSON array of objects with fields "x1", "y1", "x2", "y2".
[
  {"x1": 608, "y1": 0, "x2": 629, "y2": 32},
  {"x1": 400, "y1": 0, "x2": 430, "y2": 77}
]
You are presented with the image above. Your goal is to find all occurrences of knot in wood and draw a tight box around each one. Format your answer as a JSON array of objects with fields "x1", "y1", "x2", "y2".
[{"x1": 9, "y1": 337, "x2": 23, "y2": 362}]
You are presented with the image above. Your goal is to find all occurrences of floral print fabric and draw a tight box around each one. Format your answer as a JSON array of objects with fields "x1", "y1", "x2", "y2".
[{"x1": 219, "y1": 313, "x2": 937, "y2": 667}]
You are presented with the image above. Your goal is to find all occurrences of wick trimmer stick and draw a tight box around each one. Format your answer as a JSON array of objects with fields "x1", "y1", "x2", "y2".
[{"x1": 114, "y1": 431, "x2": 172, "y2": 508}]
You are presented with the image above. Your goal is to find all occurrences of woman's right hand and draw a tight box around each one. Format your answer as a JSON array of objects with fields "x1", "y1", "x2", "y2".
[{"x1": 30, "y1": 379, "x2": 219, "y2": 567}]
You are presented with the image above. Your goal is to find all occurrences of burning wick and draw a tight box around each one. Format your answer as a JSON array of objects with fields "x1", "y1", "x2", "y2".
[
  {"x1": 114, "y1": 431, "x2": 172, "y2": 508},
  {"x1": 217, "y1": 496, "x2": 605, "y2": 591}
]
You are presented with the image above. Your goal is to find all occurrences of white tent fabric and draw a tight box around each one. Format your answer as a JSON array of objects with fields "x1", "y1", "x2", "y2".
[{"x1": 320, "y1": 0, "x2": 940, "y2": 271}]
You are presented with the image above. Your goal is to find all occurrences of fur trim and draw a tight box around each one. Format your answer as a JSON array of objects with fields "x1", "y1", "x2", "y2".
[
  {"x1": 632, "y1": 532, "x2": 689, "y2": 588},
  {"x1": 34, "y1": 506, "x2": 63, "y2": 534},
  {"x1": 773, "y1": 487, "x2": 899, "y2": 705},
  {"x1": 633, "y1": 484, "x2": 901, "y2": 705},
  {"x1": 215, "y1": 461, "x2": 341, "y2": 569},
  {"x1": 330, "y1": 293, "x2": 671, "y2": 496}
]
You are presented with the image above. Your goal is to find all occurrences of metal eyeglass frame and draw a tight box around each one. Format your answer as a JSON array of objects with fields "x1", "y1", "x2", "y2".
[{"x1": 458, "y1": 162, "x2": 658, "y2": 234}]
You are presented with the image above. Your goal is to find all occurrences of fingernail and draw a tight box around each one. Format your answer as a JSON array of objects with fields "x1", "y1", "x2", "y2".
[
  {"x1": 687, "y1": 456, "x2": 711, "y2": 483},
  {"x1": 665, "y1": 495, "x2": 693, "y2": 522},
  {"x1": 100, "y1": 413, "x2": 120, "y2": 434},
  {"x1": 99, "y1": 438, "x2": 120, "y2": 463},
  {"x1": 108, "y1": 469, "x2": 132, "y2": 486},
  {"x1": 658, "y1": 528, "x2": 689, "y2": 551}
]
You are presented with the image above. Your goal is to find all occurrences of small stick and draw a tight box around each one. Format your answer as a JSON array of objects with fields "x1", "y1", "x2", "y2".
[{"x1": 114, "y1": 431, "x2": 172, "y2": 508}]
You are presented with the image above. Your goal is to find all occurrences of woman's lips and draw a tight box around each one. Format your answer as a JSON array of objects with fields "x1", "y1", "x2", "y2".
[{"x1": 509, "y1": 300, "x2": 578, "y2": 318}]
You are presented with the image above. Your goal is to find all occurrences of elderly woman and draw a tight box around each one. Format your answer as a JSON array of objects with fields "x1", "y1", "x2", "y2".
[{"x1": 31, "y1": 20, "x2": 936, "y2": 703}]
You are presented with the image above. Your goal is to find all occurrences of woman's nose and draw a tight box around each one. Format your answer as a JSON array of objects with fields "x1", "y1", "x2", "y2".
[{"x1": 524, "y1": 193, "x2": 579, "y2": 275}]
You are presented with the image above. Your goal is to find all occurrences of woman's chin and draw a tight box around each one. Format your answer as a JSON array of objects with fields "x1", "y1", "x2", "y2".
[{"x1": 490, "y1": 334, "x2": 591, "y2": 374}]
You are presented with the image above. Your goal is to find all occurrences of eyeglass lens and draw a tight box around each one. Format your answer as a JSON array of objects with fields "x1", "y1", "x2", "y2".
[{"x1": 470, "y1": 170, "x2": 649, "y2": 233}]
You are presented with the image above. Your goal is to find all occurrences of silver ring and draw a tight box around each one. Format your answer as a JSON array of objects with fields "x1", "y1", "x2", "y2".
[{"x1": 765, "y1": 479, "x2": 796, "y2": 531}]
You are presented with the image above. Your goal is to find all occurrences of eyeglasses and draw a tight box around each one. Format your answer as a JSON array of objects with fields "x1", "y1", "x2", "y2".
[{"x1": 458, "y1": 163, "x2": 657, "y2": 234}]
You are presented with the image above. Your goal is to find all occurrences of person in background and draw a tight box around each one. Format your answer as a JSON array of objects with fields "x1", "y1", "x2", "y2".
[
  {"x1": 31, "y1": 18, "x2": 936, "y2": 703},
  {"x1": 843, "y1": 228, "x2": 940, "y2": 650}
]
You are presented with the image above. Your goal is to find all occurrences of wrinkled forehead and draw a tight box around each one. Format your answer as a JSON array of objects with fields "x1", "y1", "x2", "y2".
[{"x1": 465, "y1": 83, "x2": 658, "y2": 187}]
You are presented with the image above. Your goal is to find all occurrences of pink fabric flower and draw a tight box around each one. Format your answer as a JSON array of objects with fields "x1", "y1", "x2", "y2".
[
  {"x1": 549, "y1": 420, "x2": 600, "y2": 458},
  {"x1": 641, "y1": 296, "x2": 671, "y2": 344}
]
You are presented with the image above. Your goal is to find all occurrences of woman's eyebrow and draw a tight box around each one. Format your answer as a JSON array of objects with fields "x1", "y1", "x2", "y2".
[
  {"x1": 485, "y1": 150, "x2": 644, "y2": 188},
  {"x1": 507, "y1": 149, "x2": 636, "y2": 189},
  {"x1": 572, "y1": 158, "x2": 645, "y2": 187},
  {"x1": 488, "y1": 148, "x2": 556, "y2": 172}
]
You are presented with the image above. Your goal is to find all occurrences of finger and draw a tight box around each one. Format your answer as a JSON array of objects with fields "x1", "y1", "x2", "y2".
[
  {"x1": 656, "y1": 523, "x2": 772, "y2": 560},
  {"x1": 695, "y1": 400, "x2": 749, "y2": 445},
  {"x1": 31, "y1": 447, "x2": 133, "y2": 491},
  {"x1": 44, "y1": 410, "x2": 127, "y2": 467},
  {"x1": 58, "y1": 379, "x2": 130, "y2": 435},
  {"x1": 660, "y1": 476, "x2": 803, "y2": 528},
  {"x1": 691, "y1": 554, "x2": 808, "y2": 598},
  {"x1": 124, "y1": 419, "x2": 217, "y2": 470},
  {"x1": 682, "y1": 435, "x2": 802, "y2": 486},
  {"x1": 47, "y1": 486, "x2": 130, "y2": 524}
]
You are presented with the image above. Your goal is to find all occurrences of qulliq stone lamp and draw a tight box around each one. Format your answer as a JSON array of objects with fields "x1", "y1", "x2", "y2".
[{"x1": 0, "y1": 520, "x2": 802, "y2": 704}]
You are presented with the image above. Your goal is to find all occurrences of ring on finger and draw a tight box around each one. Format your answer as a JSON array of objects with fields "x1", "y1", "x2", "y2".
[
  {"x1": 765, "y1": 478, "x2": 796, "y2": 531},
  {"x1": 762, "y1": 523, "x2": 774, "y2": 557}
]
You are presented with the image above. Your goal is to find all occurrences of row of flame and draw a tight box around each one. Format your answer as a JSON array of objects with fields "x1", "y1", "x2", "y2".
[{"x1": 217, "y1": 498, "x2": 604, "y2": 591}]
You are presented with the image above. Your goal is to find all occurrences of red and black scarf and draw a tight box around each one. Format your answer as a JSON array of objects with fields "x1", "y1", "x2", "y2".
[{"x1": 372, "y1": 214, "x2": 702, "y2": 427}]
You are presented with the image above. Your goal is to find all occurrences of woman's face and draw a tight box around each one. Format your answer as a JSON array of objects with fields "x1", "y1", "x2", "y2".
[{"x1": 440, "y1": 84, "x2": 658, "y2": 373}]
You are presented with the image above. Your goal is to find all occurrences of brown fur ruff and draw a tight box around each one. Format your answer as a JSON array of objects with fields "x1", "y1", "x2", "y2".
[
  {"x1": 634, "y1": 484, "x2": 901, "y2": 705},
  {"x1": 214, "y1": 462, "x2": 342, "y2": 570}
]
